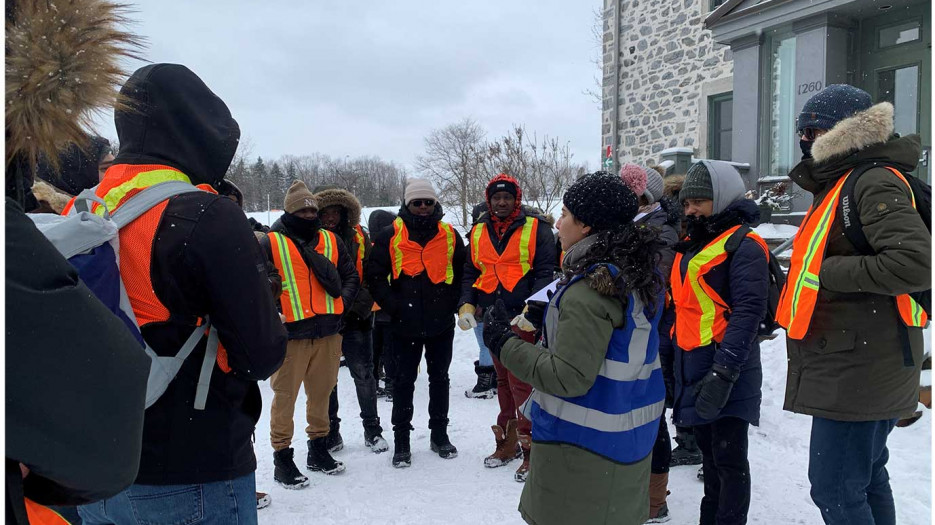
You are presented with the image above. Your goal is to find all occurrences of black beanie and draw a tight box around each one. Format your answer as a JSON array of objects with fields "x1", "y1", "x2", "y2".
[
  {"x1": 486, "y1": 179, "x2": 518, "y2": 200},
  {"x1": 797, "y1": 84, "x2": 873, "y2": 133},
  {"x1": 563, "y1": 172, "x2": 638, "y2": 230}
]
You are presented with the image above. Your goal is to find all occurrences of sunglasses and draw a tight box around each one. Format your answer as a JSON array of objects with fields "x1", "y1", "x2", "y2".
[
  {"x1": 797, "y1": 128, "x2": 822, "y2": 141},
  {"x1": 410, "y1": 199, "x2": 435, "y2": 207}
]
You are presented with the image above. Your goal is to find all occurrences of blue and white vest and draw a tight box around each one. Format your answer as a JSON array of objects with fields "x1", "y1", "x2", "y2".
[{"x1": 523, "y1": 266, "x2": 665, "y2": 464}]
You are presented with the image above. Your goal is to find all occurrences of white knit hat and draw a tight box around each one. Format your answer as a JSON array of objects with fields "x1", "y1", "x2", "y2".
[{"x1": 404, "y1": 178, "x2": 437, "y2": 205}]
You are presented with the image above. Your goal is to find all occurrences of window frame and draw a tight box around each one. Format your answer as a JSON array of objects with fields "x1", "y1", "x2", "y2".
[{"x1": 708, "y1": 92, "x2": 734, "y2": 160}]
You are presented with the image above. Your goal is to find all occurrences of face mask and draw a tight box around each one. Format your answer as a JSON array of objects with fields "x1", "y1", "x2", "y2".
[{"x1": 800, "y1": 139, "x2": 813, "y2": 160}]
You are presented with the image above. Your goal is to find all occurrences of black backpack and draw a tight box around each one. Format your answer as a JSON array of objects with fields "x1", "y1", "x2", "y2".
[
  {"x1": 725, "y1": 225, "x2": 786, "y2": 341},
  {"x1": 838, "y1": 162, "x2": 932, "y2": 317}
]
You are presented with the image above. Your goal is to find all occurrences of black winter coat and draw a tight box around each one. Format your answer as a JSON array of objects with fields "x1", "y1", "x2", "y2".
[
  {"x1": 366, "y1": 205, "x2": 466, "y2": 338},
  {"x1": 110, "y1": 64, "x2": 288, "y2": 484},
  {"x1": 459, "y1": 207, "x2": 557, "y2": 316},
  {"x1": 671, "y1": 199, "x2": 767, "y2": 427}
]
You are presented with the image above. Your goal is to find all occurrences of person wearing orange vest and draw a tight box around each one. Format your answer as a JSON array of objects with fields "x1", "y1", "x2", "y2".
[
  {"x1": 780, "y1": 85, "x2": 931, "y2": 525},
  {"x1": 313, "y1": 185, "x2": 388, "y2": 455},
  {"x1": 68, "y1": 64, "x2": 288, "y2": 524},
  {"x1": 365, "y1": 178, "x2": 466, "y2": 468},
  {"x1": 671, "y1": 160, "x2": 770, "y2": 525},
  {"x1": 259, "y1": 181, "x2": 360, "y2": 487},
  {"x1": 458, "y1": 174, "x2": 556, "y2": 481}
]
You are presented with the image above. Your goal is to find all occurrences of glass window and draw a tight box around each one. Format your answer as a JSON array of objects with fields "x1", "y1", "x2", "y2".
[
  {"x1": 767, "y1": 34, "x2": 797, "y2": 177},
  {"x1": 878, "y1": 20, "x2": 922, "y2": 48},
  {"x1": 878, "y1": 65, "x2": 920, "y2": 136},
  {"x1": 709, "y1": 93, "x2": 733, "y2": 160},
  {"x1": 710, "y1": 0, "x2": 726, "y2": 10}
]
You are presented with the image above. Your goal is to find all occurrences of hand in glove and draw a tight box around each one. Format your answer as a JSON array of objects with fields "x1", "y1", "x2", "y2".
[
  {"x1": 457, "y1": 304, "x2": 478, "y2": 331},
  {"x1": 482, "y1": 299, "x2": 518, "y2": 360},
  {"x1": 693, "y1": 363, "x2": 740, "y2": 420},
  {"x1": 511, "y1": 300, "x2": 547, "y2": 333}
]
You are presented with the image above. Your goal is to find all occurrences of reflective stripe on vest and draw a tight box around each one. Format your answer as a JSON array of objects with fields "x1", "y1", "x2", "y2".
[
  {"x1": 24, "y1": 498, "x2": 70, "y2": 525},
  {"x1": 470, "y1": 218, "x2": 538, "y2": 293},
  {"x1": 93, "y1": 168, "x2": 193, "y2": 216},
  {"x1": 389, "y1": 217, "x2": 455, "y2": 284},
  {"x1": 526, "y1": 268, "x2": 665, "y2": 464},
  {"x1": 777, "y1": 167, "x2": 927, "y2": 339},
  {"x1": 268, "y1": 230, "x2": 344, "y2": 322},
  {"x1": 671, "y1": 225, "x2": 769, "y2": 349},
  {"x1": 353, "y1": 224, "x2": 366, "y2": 280}
]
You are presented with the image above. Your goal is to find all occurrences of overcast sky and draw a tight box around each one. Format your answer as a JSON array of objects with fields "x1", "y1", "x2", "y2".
[{"x1": 94, "y1": 1, "x2": 603, "y2": 172}]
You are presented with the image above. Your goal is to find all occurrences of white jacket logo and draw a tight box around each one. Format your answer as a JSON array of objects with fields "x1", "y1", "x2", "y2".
[{"x1": 841, "y1": 195, "x2": 851, "y2": 228}]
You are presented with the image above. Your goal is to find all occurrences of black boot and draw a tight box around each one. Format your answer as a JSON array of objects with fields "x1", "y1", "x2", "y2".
[
  {"x1": 670, "y1": 429, "x2": 703, "y2": 467},
  {"x1": 392, "y1": 431, "x2": 411, "y2": 468},
  {"x1": 365, "y1": 425, "x2": 389, "y2": 453},
  {"x1": 273, "y1": 447, "x2": 309, "y2": 489},
  {"x1": 325, "y1": 424, "x2": 344, "y2": 453},
  {"x1": 307, "y1": 438, "x2": 345, "y2": 475},
  {"x1": 430, "y1": 427, "x2": 458, "y2": 459},
  {"x1": 464, "y1": 360, "x2": 497, "y2": 399}
]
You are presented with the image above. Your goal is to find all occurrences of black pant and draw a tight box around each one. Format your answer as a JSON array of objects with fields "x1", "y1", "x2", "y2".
[
  {"x1": 328, "y1": 328, "x2": 381, "y2": 433},
  {"x1": 651, "y1": 408, "x2": 671, "y2": 474},
  {"x1": 391, "y1": 328, "x2": 454, "y2": 433},
  {"x1": 695, "y1": 417, "x2": 750, "y2": 525},
  {"x1": 372, "y1": 320, "x2": 396, "y2": 392}
]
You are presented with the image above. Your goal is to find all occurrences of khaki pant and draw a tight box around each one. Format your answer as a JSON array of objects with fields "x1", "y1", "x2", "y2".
[{"x1": 270, "y1": 334, "x2": 342, "y2": 451}]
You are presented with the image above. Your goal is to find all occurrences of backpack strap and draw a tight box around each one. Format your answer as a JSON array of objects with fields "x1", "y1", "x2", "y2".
[
  {"x1": 193, "y1": 325, "x2": 219, "y2": 411},
  {"x1": 724, "y1": 225, "x2": 751, "y2": 254},
  {"x1": 838, "y1": 163, "x2": 884, "y2": 255},
  {"x1": 72, "y1": 186, "x2": 106, "y2": 216},
  {"x1": 110, "y1": 181, "x2": 206, "y2": 228}
]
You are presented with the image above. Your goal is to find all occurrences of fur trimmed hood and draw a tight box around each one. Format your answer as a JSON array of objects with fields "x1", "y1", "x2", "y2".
[
  {"x1": 812, "y1": 103, "x2": 894, "y2": 165},
  {"x1": 314, "y1": 188, "x2": 362, "y2": 232},
  {"x1": 30, "y1": 180, "x2": 73, "y2": 214}
]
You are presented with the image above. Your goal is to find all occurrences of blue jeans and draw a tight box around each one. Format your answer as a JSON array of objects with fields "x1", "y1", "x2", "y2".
[
  {"x1": 77, "y1": 472, "x2": 257, "y2": 525},
  {"x1": 808, "y1": 417, "x2": 898, "y2": 525},
  {"x1": 473, "y1": 322, "x2": 493, "y2": 367}
]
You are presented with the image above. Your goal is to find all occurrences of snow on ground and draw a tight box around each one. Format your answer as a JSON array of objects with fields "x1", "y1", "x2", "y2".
[{"x1": 253, "y1": 328, "x2": 932, "y2": 524}]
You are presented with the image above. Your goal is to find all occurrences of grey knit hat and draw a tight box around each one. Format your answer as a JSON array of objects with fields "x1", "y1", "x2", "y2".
[
  {"x1": 679, "y1": 162, "x2": 713, "y2": 202},
  {"x1": 643, "y1": 167, "x2": 664, "y2": 204}
]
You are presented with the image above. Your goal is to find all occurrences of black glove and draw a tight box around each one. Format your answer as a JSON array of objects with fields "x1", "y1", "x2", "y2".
[
  {"x1": 308, "y1": 251, "x2": 342, "y2": 298},
  {"x1": 482, "y1": 299, "x2": 518, "y2": 360},
  {"x1": 693, "y1": 363, "x2": 740, "y2": 420},
  {"x1": 524, "y1": 300, "x2": 548, "y2": 331}
]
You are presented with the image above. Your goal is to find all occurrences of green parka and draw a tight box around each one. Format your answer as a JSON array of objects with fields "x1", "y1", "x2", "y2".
[{"x1": 784, "y1": 102, "x2": 931, "y2": 422}]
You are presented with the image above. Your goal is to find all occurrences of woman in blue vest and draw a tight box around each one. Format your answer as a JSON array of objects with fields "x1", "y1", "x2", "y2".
[{"x1": 483, "y1": 172, "x2": 666, "y2": 525}]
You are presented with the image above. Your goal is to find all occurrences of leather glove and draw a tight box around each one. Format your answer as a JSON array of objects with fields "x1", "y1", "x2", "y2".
[
  {"x1": 457, "y1": 304, "x2": 478, "y2": 331},
  {"x1": 511, "y1": 300, "x2": 546, "y2": 332},
  {"x1": 694, "y1": 363, "x2": 740, "y2": 420},
  {"x1": 482, "y1": 299, "x2": 518, "y2": 360}
]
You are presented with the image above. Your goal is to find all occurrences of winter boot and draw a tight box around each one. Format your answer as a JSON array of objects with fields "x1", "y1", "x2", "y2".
[
  {"x1": 384, "y1": 383, "x2": 394, "y2": 402},
  {"x1": 697, "y1": 466, "x2": 704, "y2": 481},
  {"x1": 646, "y1": 472, "x2": 671, "y2": 523},
  {"x1": 256, "y1": 492, "x2": 271, "y2": 510},
  {"x1": 669, "y1": 430, "x2": 702, "y2": 467},
  {"x1": 273, "y1": 447, "x2": 309, "y2": 489},
  {"x1": 464, "y1": 360, "x2": 497, "y2": 399},
  {"x1": 307, "y1": 438, "x2": 346, "y2": 475},
  {"x1": 514, "y1": 434, "x2": 531, "y2": 482},
  {"x1": 484, "y1": 419, "x2": 522, "y2": 468},
  {"x1": 392, "y1": 431, "x2": 411, "y2": 468},
  {"x1": 429, "y1": 427, "x2": 458, "y2": 459},
  {"x1": 365, "y1": 426, "x2": 389, "y2": 453},
  {"x1": 325, "y1": 425, "x2": 344, "y2": 453},
  {"x1": 376, "y1": 386, "x2": 387, "y2": 398}
]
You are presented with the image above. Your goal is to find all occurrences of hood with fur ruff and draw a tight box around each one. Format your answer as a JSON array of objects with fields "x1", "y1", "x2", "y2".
[{"x1": 811, "y1": 103, "x2": 894, "y2": 164}]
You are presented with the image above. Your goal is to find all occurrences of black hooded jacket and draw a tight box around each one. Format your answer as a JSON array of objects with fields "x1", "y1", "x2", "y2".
[
  {"x1": 112, "y1": 64, "x2": 287, "y2": 484},
  {"x1": 366, "y1": 205, "x2": 466, "y2": 338}
]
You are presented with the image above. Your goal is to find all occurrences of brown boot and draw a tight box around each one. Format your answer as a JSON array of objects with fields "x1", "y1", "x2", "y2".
[
  {"x1": 514, "y1": 434, "x2": 531, "y2": 482},
  {"x1": 484, "y1": 419, "x2": 521, "y2": 468},
  {"x1": 647, "y1": 472, "x2": 671, "y2": 522}
]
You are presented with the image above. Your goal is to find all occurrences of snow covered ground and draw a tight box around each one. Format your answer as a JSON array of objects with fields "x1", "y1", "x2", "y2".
[{"x1": 252, "y1": 328, "x2": 932, "y2": 524}]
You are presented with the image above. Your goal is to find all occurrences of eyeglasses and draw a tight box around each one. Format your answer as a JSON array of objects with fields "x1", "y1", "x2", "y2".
[
  {"x1": 797, "y1": 128, "x2": 823, "y2": 141},
  {"x1": 410, "y1": 199, "x2": 435, "y2": 207}
]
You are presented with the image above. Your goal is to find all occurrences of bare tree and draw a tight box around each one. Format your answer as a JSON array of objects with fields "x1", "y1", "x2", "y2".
[
  {"x1": 583, "y1": 6, "x2": 605, "y2": 108},
  {"x1": 416, "y1": 118, "x2": 487, "y2": 227}
]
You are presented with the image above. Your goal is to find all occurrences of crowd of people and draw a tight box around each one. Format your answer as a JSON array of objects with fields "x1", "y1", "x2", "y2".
[{"x1": 6, "y1": 1, "x2": 931, "y2": 524}]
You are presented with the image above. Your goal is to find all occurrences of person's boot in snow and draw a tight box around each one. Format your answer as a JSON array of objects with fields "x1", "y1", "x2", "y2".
[
  {"x1": 669, "y1": 429, "x2": 702, "y2": 466},
  {"x1": 325, "y1": 423, "x2": 344, "y2": 453},
  {"x1": 697, "y1": 466, "x2": 704, "y2": 481},
  {"x1": 464, "y1": 360, "x2": 497, "y2": 399},
  {"x1": 273, "y1": 448, "x2": 309, "y2": 489},
  {"x1": 515, "y1": 434, "x2": 531, "y2": 482},
  {"x1": 484, "y1": 419, "x2": 521, "y2": 468},
  {"x1": 256, "y1": 492, "x2": 271, "y2": 510},
  {"x1": 365, "y1": 426, "x2": 389, "y2": 453},
  {"x1": 384, "y1": 382, "x2": 394, "y2": 402},
  {"x1": 392, "y1": 431, "x2": 411, "y2": 468},
  {"x1": 646, "y1": 472, "x2": 671, "y2": 523},
  {"x1": 430, "y1": 427, "x2": 458, "y2": 459},
  {"x1": 307, "y1": 438, "x2": 346, "y2": 475},
  {"x1": 376, "y1": 385, "x2": 387, "y2": 398}
]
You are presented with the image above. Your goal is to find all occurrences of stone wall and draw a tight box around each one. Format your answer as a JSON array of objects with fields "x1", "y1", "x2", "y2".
[{"x1": 602, "y1": 0, "x2": 734, "y2": 167}]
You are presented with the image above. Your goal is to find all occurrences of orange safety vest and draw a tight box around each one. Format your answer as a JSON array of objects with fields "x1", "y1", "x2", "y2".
[
  {"x1": 24, "y1": 498, "x2": 69, "y2": 525},
  {"x1": 389, "y1": 217, "x2": 456, "y2": 284},
  {"x1": 670, "y1": 225, "x2": 769, "y2": 350},
  {"x1": 268, "y1": 230, "x2": 345, "y2": 322},
  {"x1": 777, "y1": 167, "x2": 928, "y2": 339},
  {"x1": 470, "y1": 218, "x2": 539, "y2": 293},
  {"x1": 63, "y1": 164, "x2": 232, "y2": 373},
  {"x1": 353, "y1": 224, "x2": 367, "y2": 280}
]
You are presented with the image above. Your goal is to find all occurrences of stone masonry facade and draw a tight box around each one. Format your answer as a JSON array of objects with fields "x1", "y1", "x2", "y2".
[{"x1": 601, "y1": 0, "x2": 734, "y2": 167}]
